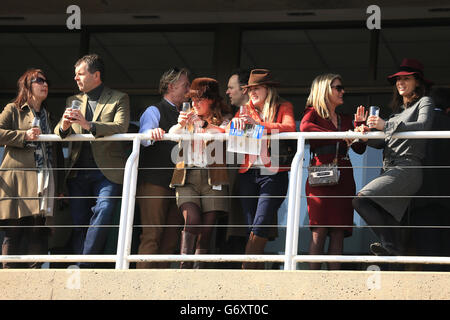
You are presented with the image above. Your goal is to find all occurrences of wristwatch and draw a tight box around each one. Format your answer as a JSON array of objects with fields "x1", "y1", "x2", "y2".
[{"x1": 89, "y1": 122, "x2": 96, "y2": 135}]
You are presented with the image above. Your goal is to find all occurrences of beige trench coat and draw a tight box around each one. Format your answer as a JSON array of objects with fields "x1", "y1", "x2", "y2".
[{"x1": 0, "y1": 103, "x2": 63, "y2": 220}]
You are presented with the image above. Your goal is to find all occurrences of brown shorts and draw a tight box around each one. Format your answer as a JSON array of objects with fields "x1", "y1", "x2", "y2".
[{"x1": 176, "y1": 169, "x2": 229, "y2": 213}]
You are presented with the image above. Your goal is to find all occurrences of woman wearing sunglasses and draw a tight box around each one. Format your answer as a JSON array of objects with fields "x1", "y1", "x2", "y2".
[
  {"x1": 353, "y1": 58, "x2": 434, "y2": 256},
  {"x1": 0, "y1": 69, "x2": 63, "y2": 268},
  {"x1": 169, "y1": 77, "x2": 232, "y2": 268},
  {"x1": 300, "y1": 73, "x2": 366, "y2": 270}
]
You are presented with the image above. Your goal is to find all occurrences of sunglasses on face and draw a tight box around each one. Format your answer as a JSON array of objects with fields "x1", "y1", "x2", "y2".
[
  {"x1": 31, "y1": 77, "x2": 50, "y2": 86},
  {"x1": 331, "y1": 85, "x2": 345, "y2": 92}
]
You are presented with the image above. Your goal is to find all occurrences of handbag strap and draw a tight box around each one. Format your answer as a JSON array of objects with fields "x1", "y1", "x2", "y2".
[
  {"x1": 332, "y1": 115, "x2": 341, "y2": 163},
  {"x1": 309, "y1": 114, "x2": 342, "y2": 164}
]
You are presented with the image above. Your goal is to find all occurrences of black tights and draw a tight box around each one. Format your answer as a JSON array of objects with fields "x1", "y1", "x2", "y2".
[
  {"x1": 180, "y1": 202, "x2": 217, "y2": 250},
  {"x1": 352, "y1": 195, "x2": 406, "y2": 253},
  {"x1": 2, "y1": 216, "x2": 48, "y2": 268}
]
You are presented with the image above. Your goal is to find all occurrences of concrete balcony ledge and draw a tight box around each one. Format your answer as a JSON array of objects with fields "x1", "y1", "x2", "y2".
[{"x1": 0, "y1": 269, "x2": 449, "y2": 300}]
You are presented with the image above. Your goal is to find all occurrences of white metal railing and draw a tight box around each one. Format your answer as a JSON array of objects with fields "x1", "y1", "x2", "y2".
[{"x1": 0, "y1": 130, "x2": 449, "y2": 270}]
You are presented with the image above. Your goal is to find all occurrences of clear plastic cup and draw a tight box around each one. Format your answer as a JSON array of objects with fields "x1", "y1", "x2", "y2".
[
  {"x1": 182, "y1": 102, "x2": 191, "y2": 112},
  {"x1": 369, "y1": 106, "x2": 380, "y2": 128},
  {"x1": 66, "y1": 100, "x2": 82, "y2": 120},
  {"x1": 31, "y1": 117, "x2": 40, "y2": 128},
  {"x1": 71, "y1": 100, "x2": 82, "y2": 110}
]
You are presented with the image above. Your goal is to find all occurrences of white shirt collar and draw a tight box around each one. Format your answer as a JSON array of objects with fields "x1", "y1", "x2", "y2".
[{"x1": 163, "y1": 98, "x2": 178, "y2": 108}]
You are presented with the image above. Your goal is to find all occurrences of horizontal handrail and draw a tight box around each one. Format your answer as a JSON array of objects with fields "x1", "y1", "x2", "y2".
[
  {"x1": 29, "y1": 130, "x2": 450, "y2": 142},
  {"x1": 292, "y1": 255, "x2": 450, "y2": 265},
  {"x1": 3, "y1": 253, "x2": 450, "y2": 266},
  {"x1": 128, "y1": 254, "x2": 285, "y2": 263},
  {"x1": 33, "y1": 133, "x2": 138, "y2": 141},
  {"x1": 0, "y1": 253, "x2": 443, "y2": 266},
  {"x1": 126, "y1": 254, "x2": 450, "y2": 265},
  {"x1": 0, "y1": 255, "x2": 117, "y2": 263}
]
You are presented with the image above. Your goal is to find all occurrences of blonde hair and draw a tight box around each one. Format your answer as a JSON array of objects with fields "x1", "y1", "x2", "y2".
[
  {"x1": 261, "y1": 86, "x2": 283, "y2": 123},
  {"x1": 306, "y1": 73, "x2": 342, "y2": 119},
  {"x1": 159, "y1": 67, "x2": 190, "y2": 95}
]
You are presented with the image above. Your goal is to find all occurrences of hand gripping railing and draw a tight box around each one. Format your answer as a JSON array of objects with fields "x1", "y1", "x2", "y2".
[{"x1": 1, "y1": 131, "x2": 450, "y2": 270}]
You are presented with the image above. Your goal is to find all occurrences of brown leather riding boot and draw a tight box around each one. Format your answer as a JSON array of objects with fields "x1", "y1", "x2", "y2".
[
  {"x1": 180, "y1": 231, "x2": 197, "y2": 269},
  {"x1": 242, "y1": 232, "x2": 268, "y2": 270}
]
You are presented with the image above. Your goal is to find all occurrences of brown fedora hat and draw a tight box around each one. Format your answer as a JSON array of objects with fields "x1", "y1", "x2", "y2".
[
  {"x1": 241, "y1": 69, "x2": 280, "y2": 88},
  {"x1": 387, "y1": 58, "x2": 433, "y2": 85}
]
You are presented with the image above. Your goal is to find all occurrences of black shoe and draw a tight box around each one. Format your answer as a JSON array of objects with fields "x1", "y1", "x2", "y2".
[{"x1": 370, "y1": 242, "x2": 395, "y2": 256}]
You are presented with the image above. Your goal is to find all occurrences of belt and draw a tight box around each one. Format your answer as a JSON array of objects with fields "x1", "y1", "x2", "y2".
[{"x1": 311, "y1": 144, "x2": 347, "y2": 157}]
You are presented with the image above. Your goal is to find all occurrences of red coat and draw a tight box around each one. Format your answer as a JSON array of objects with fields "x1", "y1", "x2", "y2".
[{"x1": 300, "y1": 106, "x2": 366, "y2": 236}]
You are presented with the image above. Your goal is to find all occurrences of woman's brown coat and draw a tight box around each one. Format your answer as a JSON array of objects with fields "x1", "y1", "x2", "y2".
[{"x1": 0, "y1": 103, "x2": 64, "y2": 220}]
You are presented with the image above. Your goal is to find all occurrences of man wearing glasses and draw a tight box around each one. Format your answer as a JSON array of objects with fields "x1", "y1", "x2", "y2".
[
  {"x1": 55, "y1": 53, "x2": 130, "y2": 268},
  {"x1": 136, "y1": 67, "x2": 190, "y2": 268}
]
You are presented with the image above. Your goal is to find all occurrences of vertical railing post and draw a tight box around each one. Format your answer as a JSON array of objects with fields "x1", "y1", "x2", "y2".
[
  {"x1": 121, "y1": 137, "x2": 141, "y2": 269},
  {"x1": 115, "y1": 137, "x2": 141, "y2": 269},
  {"x1": 291, "y1": 137, "x2": 305, "y2": 268},
  {"x1": 284, "y1": 136, "x2": 305, "y2": 270}
]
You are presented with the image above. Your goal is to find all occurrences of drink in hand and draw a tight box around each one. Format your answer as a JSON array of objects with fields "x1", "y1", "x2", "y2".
[
  {"x1": 32, "y1": 117, "x2": 40, "y2": 128},
  {"x1": 369, "y1": 106, "x2": 380, "y2": 130},
  {"x1": 66, "y1": 100, "x2": 82, "y2": 120}
]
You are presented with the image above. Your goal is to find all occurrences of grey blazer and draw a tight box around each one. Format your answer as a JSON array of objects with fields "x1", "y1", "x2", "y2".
[{"x1": 360, "y1": 96, "x2": 434, "y2": 221}]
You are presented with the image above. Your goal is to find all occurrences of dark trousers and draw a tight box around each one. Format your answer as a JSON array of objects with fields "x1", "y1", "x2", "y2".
[
  {"x1": 2, "y1": 215, "x2": 48, "y2": 269},
  {"x1": 238, "y1": 169, "x2": 288, "y2": 239},
  {"x1": 67, "y1": 170, "x2": 121, "y2": 268}
]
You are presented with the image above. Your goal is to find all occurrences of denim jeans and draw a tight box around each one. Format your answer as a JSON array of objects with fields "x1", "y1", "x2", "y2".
[
  {"x1": 67, "y1": 170, "x2": 121, "y2": 267},
  {"x1": 238, "y1": 169, "x2": 288, "y2": 238}
]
